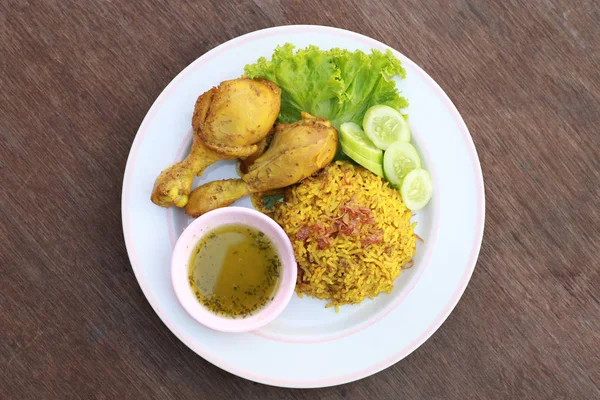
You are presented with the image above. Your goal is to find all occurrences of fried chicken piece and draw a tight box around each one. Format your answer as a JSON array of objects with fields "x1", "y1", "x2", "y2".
[
  {"x1": 150, "y1": 78, "x2": 281, "y2": 208},
  {"x1": 239, "y1": 130, "x2": 275, "y2": 175},
  {"x1": 185, "y1": 113, "x2": 338, "y2": 217},
  {"x1": 150, "y1": 134, "x2": 238, "y2": 208},
  {"x1": 196, "y1": 78, "x2": 281, "y2": 157}
]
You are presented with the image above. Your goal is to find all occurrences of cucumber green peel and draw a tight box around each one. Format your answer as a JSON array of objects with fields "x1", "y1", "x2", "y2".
[
  {"x1": 340, "y1": 122, "x2": 383, "y2": 162},
  {"x1": 340, "y1": 142, "x2": 384, "y2": 177}
]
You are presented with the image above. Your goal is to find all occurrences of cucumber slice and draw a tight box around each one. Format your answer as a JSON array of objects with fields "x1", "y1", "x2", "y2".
[
  {"x1": 363, "y1": 105, "x2": 410, "y2": 150},
  {"x1": 340, "y1": 122, "x2": 383, "y2": 161},
  {"x1": 400, "y1": 169, "x2": 433, "y2": 211},
  {"x1": 383, "y1": 142, "x2": 421, "y2": 187},
  {"x1": 340, "y1": 142, "x2": 384, "y2": 177}
]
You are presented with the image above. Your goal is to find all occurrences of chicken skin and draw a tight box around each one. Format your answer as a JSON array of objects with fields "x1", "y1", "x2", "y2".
[
  {"x1": 150, "y1": 78, "x2": 281, "y2": 208},
  {"x1": 185, "y1": 113, "x2": 338, "y2": 217},
  {"x1": 239, "y1": 130, "x2": 274, "y2": 175},
  {"x1": 195, "y1": 78, "x2": 281, "y2": 157}
]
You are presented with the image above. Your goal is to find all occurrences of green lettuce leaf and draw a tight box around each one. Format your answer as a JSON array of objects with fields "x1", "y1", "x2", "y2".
[
  {"x1": 244, "y1": 44, "x2": 345, "y2": 123},
  {"x1": 244, "y1": 43, "x2": 408, "y2": 131}
]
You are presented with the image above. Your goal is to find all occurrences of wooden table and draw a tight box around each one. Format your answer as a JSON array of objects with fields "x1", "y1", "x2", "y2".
[{"x1": 2, "y1": 1, "x2": 599, "y2": 398}]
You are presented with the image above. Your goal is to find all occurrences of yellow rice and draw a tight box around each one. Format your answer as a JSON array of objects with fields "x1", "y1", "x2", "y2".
[{"x1": 272, "y1": 161, "x2": 416, "y2": 310}]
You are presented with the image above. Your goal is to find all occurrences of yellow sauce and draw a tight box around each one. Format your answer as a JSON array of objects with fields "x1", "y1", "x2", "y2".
[{"x1": 188, "y1": 224, "x2": 281, "y2": 318}]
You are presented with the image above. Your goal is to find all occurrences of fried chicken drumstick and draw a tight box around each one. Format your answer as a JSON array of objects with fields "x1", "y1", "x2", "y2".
[
  {"x1": 150, "y1": 78, "x2": 281, "y2": 208},
  {"x1": 185, "y1": 113, "x2": 338, "y2": 217}
]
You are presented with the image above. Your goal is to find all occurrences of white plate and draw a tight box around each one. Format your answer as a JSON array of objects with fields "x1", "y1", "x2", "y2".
[{"x1": 122, "y1": 25, "x2": 485, "y2": 388}]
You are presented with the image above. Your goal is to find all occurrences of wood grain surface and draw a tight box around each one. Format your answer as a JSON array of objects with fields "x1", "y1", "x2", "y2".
[{"x1": 1, "y1": 0, "x2": 599, "y2": 398}]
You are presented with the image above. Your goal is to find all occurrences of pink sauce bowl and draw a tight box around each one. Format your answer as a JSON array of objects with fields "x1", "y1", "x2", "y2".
[{"x1": 171, "y1": 207, "x2": 297, "y2": 333}]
